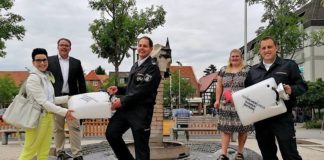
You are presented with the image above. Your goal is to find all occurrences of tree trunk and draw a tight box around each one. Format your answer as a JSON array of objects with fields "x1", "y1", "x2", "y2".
[
  {"x1": 318, "y1": 108, "x2": 321, "y2": 119},
  {"x1": 114, "y1": 65, "x2": 119, "y2": 86}
]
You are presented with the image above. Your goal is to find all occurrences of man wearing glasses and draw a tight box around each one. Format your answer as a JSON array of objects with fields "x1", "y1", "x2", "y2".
[{"x1": 48, "y1": 38, "x2": 86, "y2": 160}]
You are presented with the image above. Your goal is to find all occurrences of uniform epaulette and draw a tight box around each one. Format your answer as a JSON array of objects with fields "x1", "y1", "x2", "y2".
[
  {"x1": 151, "y1": 59, "x2": 157, "y2": 65},
  {"x1": 283, "y1": 59, "x2": 295, "y2": 63}
]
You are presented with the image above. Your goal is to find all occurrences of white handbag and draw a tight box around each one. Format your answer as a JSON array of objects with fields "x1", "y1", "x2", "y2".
[{"x1": 3, "y1": 81, "x2": 43, "y2": 129}]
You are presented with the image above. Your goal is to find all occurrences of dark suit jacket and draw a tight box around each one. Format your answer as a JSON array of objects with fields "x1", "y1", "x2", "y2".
[{"x1": 48, "y1": 55, "x2": 87, "y2": 96}]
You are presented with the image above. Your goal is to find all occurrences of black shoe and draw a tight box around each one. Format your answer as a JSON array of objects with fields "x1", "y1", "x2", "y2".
[
  {"x1": 57, "y1": 152, "x2": 72, "y2": 160},
  {"x1": 217, "y1": 154, "x2": 229, "y2": 160},
  {"x1": 73, "y1": 156, "x2": 83, "y2": 160},
  {"x1": 56, "y1": 154, "x2": 65, "y2": 160},
  {"x1": 235, "y1": 153, "x2": 244, "y2": 160}
]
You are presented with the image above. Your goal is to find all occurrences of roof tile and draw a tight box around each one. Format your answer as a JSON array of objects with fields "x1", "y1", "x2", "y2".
[{"x1": 0, "y1": 71, "x2": 29, "y2": 86}]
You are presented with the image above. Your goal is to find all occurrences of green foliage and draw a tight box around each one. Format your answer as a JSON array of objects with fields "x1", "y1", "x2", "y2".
[
  {"x1": 88, "y1": 0, "x2": 166, "y2": 85},
  {"x1": 0, "y1": 76, "x2": 19, "y2": 107},
  {"x1": 247, "y1": 0, "x2": 324, "y2": 58},
  {"x1": 86, "y1": 83, "x2": 96, "y2": 92},
  {"x1": 309, "y1": 28, "x2": 324, "y2": 46},
  {"x1": 95, "y1": 65, "x2": 106, "y2": 75},
  {"x1": 102, "y1": 73, "x2": 126, "y2": 89},
  {"x1": 297, "y1": 79, "x2": 324, "y2": 119},
  {"x1": 203, "y1": 64, "x2": 217, "y2": 76},
  {"x1": 304, "y1": 119, "x2": 322, "y2": 129},
  {"x1": 163, "y1": 71, "x2": 196, "y2": 108},
  {"x1": 0, "y1": 0, "x2": 26, "y2": 57}
]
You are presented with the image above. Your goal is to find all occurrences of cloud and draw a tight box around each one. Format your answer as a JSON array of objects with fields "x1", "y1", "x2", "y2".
[{"x1": 0, "y1": 0, "x2": 264, "y2": 78}]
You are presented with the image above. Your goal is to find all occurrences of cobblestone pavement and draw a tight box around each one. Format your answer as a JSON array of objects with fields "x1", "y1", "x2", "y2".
[
  {"x1": 52, "y1": 140, "x2": 261, "y2": 160},
  {"x1": 4, "y1": 123, "x2": 323, "y2": 160},
  {"x1": 51, "y1": 130, "x2": 262, "y2": 160}
]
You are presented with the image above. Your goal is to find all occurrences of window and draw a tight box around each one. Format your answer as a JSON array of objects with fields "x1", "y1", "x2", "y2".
[
  {"x1": 93, "y1": 81, "x2": 98, "y2": 86},
  {"x1": 119, "y1": 78, "x2": 125, "y2": 84}
]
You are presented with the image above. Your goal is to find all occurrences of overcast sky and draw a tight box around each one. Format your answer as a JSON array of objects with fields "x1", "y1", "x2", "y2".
[{"x1": 0, "y1": 0, "x2": 264, "y2": 79}]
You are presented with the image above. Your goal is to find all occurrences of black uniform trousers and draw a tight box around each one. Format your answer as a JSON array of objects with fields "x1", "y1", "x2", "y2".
[
  {"x1": 106, "y1": 106, "x2": 152, "y2": 160},
  {"x1": 254, "y1": 113, "x2": 302, "y2": 160}
]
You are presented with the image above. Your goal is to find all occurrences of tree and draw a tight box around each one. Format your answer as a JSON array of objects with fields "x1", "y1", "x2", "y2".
[
  {"x1": 89, "y1": 0, "x2": 166, "y2": 86},
  {"x1": 102, "y1": 73, "x2": 127, "y2": 90},
  {"x1": 86, "y1": 83, "x2": 96, "y2": 92},
  {"x1": 95, "y1": 65, "x2": 106, "y2": 75},
  {"x1": 0, "y1": 0, "x2": 26, "y2": 58},
  {"x1": 163, "y1": 71, "x2": 195, "y2": 108},
  {"x1": 203, "y1": 64, "x2": 217, "y2": 76},
  {"x1": 247, "y1": 0, "x2": 324, "y2": 58},
  {"x1": 0, "y1": 76, "x2": 19, "y2": 108},
  {"x1": 297, "y1": 78, "x2": 324, "y2": 119}
]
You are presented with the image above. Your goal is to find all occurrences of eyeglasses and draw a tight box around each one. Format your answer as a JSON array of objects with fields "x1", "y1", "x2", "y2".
[
  {"x1": 34, "y1": 59, "x2": 48, "y2": 63},
  {"x1": 59, "y1": 44, "x2": 70, "y2": 47}
]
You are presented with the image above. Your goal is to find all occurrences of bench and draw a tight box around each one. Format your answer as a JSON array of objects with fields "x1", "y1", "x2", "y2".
[
  {"x1": 0, "y1": 126, "x2": 70, "y2": 145},
  {"x1": 172, "y1": 117, "x2": 190, "y2": 140},
  {"x1": 174, "y1": 117, "x2": 190, "y2": 128},
  {"x1": 172, "y1": 127, "x2": 218, "y2": 141},
  {"x1": 172, "y1": 116, "x2": 219, "y2": 141},
  {"x1": 0, "y1": 129, "x2": 25, "y2": 145}
]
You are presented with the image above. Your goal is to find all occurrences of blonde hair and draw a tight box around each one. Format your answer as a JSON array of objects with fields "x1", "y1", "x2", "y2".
[{"x1": 225, "y1": 49, "x2": 245, "y2": 72}]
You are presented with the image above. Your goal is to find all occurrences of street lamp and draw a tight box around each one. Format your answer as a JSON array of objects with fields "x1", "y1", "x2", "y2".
[
  {"x1": 244, "y1": 0, "x2": 248, "y2": 63},
  {"x1": 130, "y1": 46, "x2": 137, "y2": 64},
  {"x1": 176, "y1": 61, "x2": 182, "y2": 108}
]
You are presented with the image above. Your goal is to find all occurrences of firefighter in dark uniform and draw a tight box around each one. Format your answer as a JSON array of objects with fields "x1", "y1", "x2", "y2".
[
  {"x1": 106, "y1": 36, "x2": 161, "y2": 160},
  {"x1": 245, "y1": 36, "x2": 308, "y2": 160}
]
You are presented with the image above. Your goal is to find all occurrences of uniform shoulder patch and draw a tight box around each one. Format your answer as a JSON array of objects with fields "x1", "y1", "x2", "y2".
[{"x1": 144, "y1": 74, "x2": 152, "y2": 82}]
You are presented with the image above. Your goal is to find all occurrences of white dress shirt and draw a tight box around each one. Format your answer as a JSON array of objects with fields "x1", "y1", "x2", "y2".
[{"x1": 58, "y1": 54, "x2": 70, "y2": 93}]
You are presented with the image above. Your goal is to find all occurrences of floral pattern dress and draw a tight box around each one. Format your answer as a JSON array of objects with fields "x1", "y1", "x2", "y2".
[{"x1": 217, "y1": 65, "x2": 254, "y2": 133}]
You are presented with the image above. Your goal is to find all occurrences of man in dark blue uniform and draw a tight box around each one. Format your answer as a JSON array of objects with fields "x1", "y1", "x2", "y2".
[
  {"x1": 106, "y1": 36, "x2": 161, "y2": 160},
  {"x1": 245, "y1": 36, "x2": 308, "y2": 160}
]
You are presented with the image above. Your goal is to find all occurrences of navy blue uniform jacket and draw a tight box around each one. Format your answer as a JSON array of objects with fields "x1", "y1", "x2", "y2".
[
  {"x1": 245, "y1": 56, "x2": 308, "y2": 113},
  {"x1": 117, "y1": 56, "x2": 161, "y2": 123}
]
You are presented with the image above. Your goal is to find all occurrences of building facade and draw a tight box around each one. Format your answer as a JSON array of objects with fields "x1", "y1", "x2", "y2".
[
  {"x1": 242, "y1": 0, "x2": 324, "y2": 81},
  {"x1": 199, "y1": 72, "x2": 218, "y2": 106}
]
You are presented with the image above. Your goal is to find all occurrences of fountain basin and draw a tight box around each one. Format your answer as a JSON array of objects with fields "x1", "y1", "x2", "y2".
[{"x1": 127, "y1": 141, "x2": 190, "y2": 160}]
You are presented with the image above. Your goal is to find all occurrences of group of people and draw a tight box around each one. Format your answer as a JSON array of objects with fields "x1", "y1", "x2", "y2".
[
  {"x1": 215, "y1": 36, "x2": 308, "y2": 160},
  {"x1": 20, "y1": 36, "x2": 161, "y2": 160},
  {"x1": 20, "y1": 35, "x2": 307, "y2": 160}
]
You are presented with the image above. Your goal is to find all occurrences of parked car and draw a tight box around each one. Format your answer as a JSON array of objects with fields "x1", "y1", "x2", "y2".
[{"x1": 207, "y1": 107, "x2": 217, "y2": 117}]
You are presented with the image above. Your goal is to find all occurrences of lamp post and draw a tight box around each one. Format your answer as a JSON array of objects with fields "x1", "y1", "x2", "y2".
[
  {"x1": 244, "y1": 0, "x2": 248, "y2": 63},
  {"x1": 176, "y1": 61, "x2": 182, "y2": 108},
  {"x1": 130, "y1": 46, "x2": 137, "y2": 64}
]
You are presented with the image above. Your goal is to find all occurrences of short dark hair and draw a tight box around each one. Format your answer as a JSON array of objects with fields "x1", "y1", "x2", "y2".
[
  {"x1": 32, "y1": 48, "x2": 48, "y2": 60},
  {"x1": 138, "y1": 36, "x2": 153, "y2": 47},
  {"x1": 260, "y1": 36, "x2": 278, "y2": 46},
  {"x1": 57, "y1": 38, "x2": 72, "y2": 47}
]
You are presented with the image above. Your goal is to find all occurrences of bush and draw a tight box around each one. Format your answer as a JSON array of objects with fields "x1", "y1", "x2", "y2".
[{"x1": 304, "y1": 119, "x2": 322, "y2": 129}]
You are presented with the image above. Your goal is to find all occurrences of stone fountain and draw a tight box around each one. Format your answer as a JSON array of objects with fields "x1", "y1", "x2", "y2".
[{"x1": 127, "y1": 39, "x2": 190, "y2": 159}]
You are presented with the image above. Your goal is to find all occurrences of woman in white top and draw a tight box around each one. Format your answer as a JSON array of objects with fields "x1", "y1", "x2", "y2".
[{"x1": 19, "y1": 48, "x2": 75, "y2": 160}]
